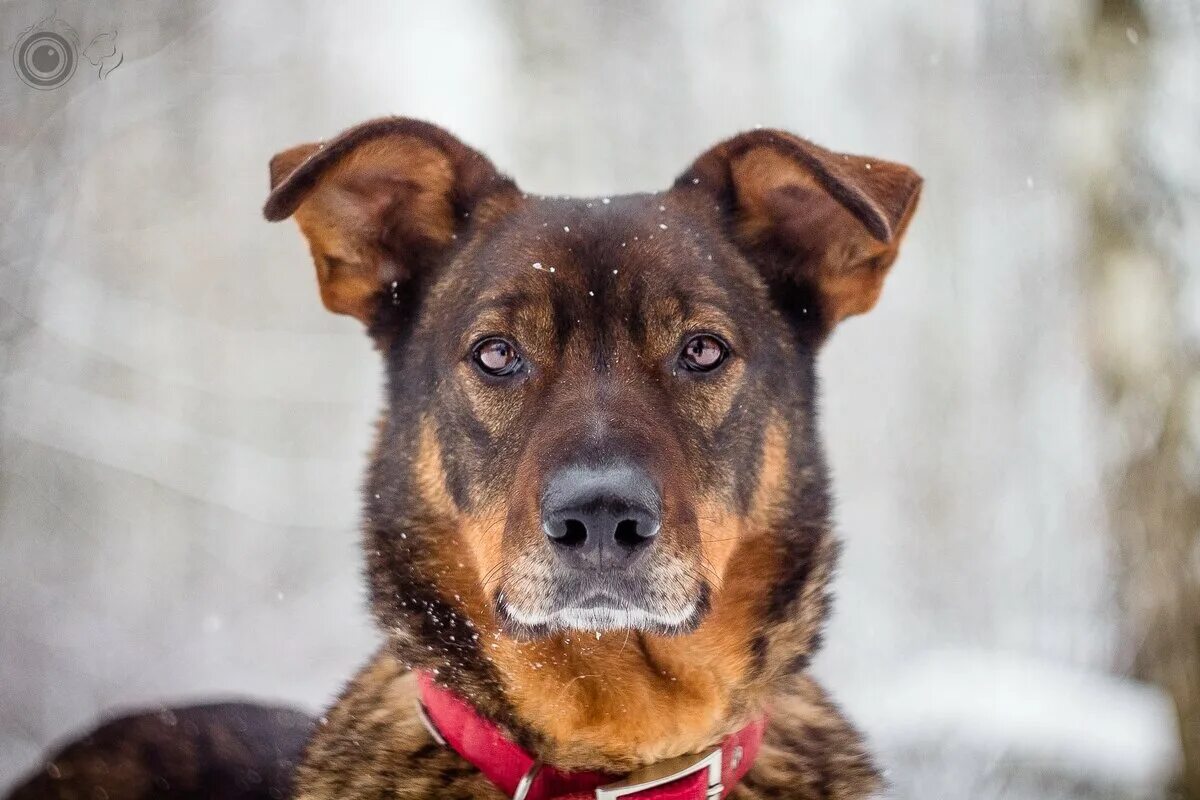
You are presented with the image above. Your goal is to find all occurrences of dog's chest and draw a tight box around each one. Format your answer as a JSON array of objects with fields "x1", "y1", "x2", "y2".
[{"x1": 293, "y1": 654, "x2": 881, "y2": 800}]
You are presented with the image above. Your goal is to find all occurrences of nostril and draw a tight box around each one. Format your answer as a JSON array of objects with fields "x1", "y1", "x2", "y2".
[
  {"x1": 557, "y1": 519, "x2": 587, "y2": 548},
  {"x1": 614, "y1": 518, "x2": 653, "y2": 550}
]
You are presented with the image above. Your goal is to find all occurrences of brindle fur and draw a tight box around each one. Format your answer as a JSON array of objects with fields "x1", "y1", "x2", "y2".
[
  {"x1": 296, "y1": 652, "x2": 878, "y2": 800},
  {"x1": 6, "y1": 703, "x2": 313, "y2": 800},
  {"x1": 261, "y1": 117, "x2": 920, "y2": 799}
]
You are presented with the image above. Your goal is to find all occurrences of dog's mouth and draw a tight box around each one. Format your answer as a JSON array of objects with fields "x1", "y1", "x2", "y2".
[
  {"x1": 493, "y1": 569, "x2": 710, "y2": 638},
  {"x1": 498, "y1": 592, "x2": 704, "y2": 634}
]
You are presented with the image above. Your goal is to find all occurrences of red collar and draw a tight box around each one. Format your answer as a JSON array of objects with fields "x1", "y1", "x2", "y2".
[{"x1": 417, "y1": 672, "x2": 765, "y2": 800}]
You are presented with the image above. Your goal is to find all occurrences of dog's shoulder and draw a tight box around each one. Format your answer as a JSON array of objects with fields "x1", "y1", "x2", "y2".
[
  {"x1": 296, "y1": 649, "x2": 503, "y2": 800},
  {"x1": 735, "y1": 675, "x2": 882, "y2": 800}
]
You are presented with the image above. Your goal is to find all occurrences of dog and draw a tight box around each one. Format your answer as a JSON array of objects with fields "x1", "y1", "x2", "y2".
[
  {"x1": 260, "y1": 117, "x2": 921, "y2": 800},
  {"x1": 5, "y1": 118, "x2": 919, "y2": 800}
]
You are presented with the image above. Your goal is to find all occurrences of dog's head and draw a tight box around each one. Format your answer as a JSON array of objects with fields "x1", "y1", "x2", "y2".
[{"x1": 265, "y1": 118, "x2": 919, "y2": 656}]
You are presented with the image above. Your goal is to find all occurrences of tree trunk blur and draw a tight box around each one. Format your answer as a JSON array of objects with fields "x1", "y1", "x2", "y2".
[{"x1": 1070, "y1": 0, "x2": 1200, "y2": 795}]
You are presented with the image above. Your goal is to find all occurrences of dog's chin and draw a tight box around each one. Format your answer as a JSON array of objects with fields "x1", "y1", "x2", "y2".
[{"x1": 495, "y1": 588, "x2": 709, "y2": 640}]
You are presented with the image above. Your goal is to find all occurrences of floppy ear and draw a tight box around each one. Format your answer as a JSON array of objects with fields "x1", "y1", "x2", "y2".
[
  {"x1": 264, "y1": 117, "x2": 519, "y2": 323},
  {"x1": 675, "y1": 130, "x2": 921, "y2": 336}
]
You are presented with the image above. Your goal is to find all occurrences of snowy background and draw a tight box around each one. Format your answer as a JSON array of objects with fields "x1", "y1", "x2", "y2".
[{"x1": 1, "y1": 2, "x2": 1197, "y2": 798}]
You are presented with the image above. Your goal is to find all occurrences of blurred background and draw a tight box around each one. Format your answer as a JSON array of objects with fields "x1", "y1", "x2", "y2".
[{"x1": 1, "y1": 1, "x2": 1197, "y2": 798}]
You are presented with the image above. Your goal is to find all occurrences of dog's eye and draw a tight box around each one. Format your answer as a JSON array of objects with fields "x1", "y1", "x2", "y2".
[
  {"x1": 473, "y1": 337, "x2": 522, "y2": 377},
  {"x1": 679, "y1": 334, "x2": 728, "y2": 372}
]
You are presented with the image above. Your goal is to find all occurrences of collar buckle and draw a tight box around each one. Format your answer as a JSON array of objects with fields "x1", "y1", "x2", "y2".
[
  {"x1": 512, "y1": 761, "x2": 542, "y2": 800},
  {"x1": 414, "y1": 698, "x2": 447, "y2": 746},
  {"x1": 594, "y1": 747, "x2": 724, "y2": 800}
]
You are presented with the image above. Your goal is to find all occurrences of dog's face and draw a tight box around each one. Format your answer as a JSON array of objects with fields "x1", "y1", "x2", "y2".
[
  {"x1": 265, "y1": 119, "x2": 919, "y2": 646},
  {"x1": 415, "y1": 193, "x2": 802, "y2": 637}
]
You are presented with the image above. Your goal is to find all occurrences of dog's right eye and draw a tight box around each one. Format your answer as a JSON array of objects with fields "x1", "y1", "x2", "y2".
[{"x1": 472, "y1": 337, "x2": 523, "y2": 377}]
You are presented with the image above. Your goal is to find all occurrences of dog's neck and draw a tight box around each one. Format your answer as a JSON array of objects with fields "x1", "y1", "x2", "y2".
[{"x1": 370, "y1": 512, "x2": 838, "y2": 772}]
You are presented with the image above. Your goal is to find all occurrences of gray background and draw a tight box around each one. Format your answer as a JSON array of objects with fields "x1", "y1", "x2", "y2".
[{"x1": 1, "y1": 2, "x2": 1197, "y2": 798}]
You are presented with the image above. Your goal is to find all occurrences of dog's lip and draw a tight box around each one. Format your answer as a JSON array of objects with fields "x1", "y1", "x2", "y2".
[
  {"x1": 570, "y1": 593, "x2": 629, "y2": 610},
  {"x1": 495, "y1": 584, "x2": 712, "y2": 635}
]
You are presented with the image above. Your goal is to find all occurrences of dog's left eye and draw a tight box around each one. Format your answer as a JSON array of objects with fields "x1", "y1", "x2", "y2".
[
  {"x1": 473, "y1": 337, "x2": 523, "y2": 377},
  {"x1": 679, "y1": 334, "x2": 728, "y2": 372}
]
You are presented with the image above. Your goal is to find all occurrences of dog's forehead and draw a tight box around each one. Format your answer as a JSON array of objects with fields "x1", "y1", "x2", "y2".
[{"x1": 463, "y1": 193, "x2": 730, "y2": 304}]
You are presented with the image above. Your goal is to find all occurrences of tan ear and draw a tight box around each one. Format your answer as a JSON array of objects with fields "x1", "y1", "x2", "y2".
[
  {"x1": 675, "y1": 130, "x2": 921, "y2": 335},
  {"x1": 264, "y1": 118, "x2": 519, "y2": 323}
]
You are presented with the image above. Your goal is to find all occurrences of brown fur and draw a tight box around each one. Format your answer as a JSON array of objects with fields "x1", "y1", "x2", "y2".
[{"x1": 261, "y1": 117, "x2": 921, "y2": 799}]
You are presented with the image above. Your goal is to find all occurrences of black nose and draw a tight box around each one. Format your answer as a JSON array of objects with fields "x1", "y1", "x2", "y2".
[{"x1": 541, "y1": 463, "x2": 661, "y2": 570}]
